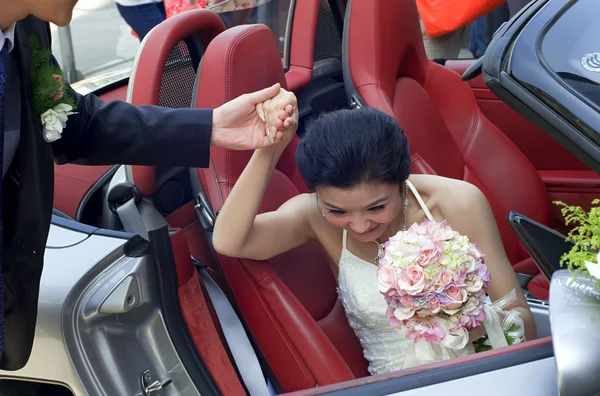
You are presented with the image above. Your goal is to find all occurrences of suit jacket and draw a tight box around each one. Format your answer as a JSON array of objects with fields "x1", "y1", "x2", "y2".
[{"x1": 2, "y1": 16, "x2": 213, "y2": 370}]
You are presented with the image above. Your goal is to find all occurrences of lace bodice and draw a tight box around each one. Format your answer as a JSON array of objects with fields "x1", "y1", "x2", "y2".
[
  {"x1": 337, "y1": 247, "x2": 411, "y2": 375},
  {"x1": 336, "y1": 180, "x2": 472, "y2": 375}
]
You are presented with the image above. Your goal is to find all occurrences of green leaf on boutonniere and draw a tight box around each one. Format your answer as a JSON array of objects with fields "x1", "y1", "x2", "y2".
[{"x1": 27, "y1": 35, "x2": 76, "y2": 119}]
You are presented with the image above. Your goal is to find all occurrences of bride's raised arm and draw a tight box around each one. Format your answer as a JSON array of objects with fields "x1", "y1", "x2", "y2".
[
  {"x1": 212, "y1": 90, "x2": 316, "y2": 261},
  {"x1": 442, "y1": 181, "x2": 537, "y2": 342}
]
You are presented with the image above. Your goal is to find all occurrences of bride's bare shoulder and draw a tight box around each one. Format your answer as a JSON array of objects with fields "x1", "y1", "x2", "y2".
[
  {"x1": 283, "y1": 193, "x2": 340, "y2": 238},
  {"x1": 283, "y1": 193, "x2": 327, "y2": 223},
  {"x1": 412, "y1": 175, "x2": 489, "y2": 220}
]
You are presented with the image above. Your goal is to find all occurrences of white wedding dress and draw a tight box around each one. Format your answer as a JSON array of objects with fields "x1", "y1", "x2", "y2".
[{"x1": 336, "y1": 180, "x2": 478, "y2": 375}]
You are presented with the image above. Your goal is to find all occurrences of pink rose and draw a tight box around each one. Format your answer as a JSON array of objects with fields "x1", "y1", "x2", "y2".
[
  {"x1": 398, "y1": 265, "x2": 426, "y2": 295},
  {"x1": 434, "y1": 269, "x2": 454, "y2": 292},
  {"x1": 378, "y1": 265, "x2": 398, "y2": 293},
  {"x1": 416, "y1": 242, "x2": 442, "y2": 267},
  {"x1": 441, "y1": 286, "x2": 467, "y2": 314}
]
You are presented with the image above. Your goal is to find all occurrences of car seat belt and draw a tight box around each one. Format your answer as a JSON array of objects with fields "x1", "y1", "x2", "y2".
[
  {"x1": 198, "y1": 269, "x2": 274, "y2": 396},
  {"x1": 114, "y1": 193, "x2": 273, "y2": 396}
]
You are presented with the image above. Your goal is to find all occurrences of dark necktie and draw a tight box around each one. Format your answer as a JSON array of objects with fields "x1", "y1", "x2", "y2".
[{"x1": 0, "y1": 38, "x2": 8, "y2": 359}]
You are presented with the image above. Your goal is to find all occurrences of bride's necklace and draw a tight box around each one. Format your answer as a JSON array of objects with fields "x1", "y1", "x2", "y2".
[{"x1": 374, "y1": 182, "x2": 409, "y2": 266}]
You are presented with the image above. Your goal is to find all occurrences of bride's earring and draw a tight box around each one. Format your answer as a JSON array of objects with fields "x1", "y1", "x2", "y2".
[{"x1": 316, "y1": 197, "x2": 326, "y2": 217}]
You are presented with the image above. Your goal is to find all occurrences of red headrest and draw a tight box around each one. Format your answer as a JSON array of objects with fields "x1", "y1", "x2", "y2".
[
  {"x1": 346, "y1": 0, "x2": 429, "y2": 115},
  {"x1": 194, "y1": 24, "x2": 300, "y2": 182},
  {"x1": 127, "y1": 9, "x2": 226, "y2": 196}
]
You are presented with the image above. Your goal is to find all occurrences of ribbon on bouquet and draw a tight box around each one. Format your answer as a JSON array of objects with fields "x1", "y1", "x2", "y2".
[
  {"x1": 401, "y1": 289, "x2": 525, "y2": 369},
  {"x1": 403, "y1": 336, "x2": 473, "y2": 369},
  {"x1": 482, "y1": 288, "x2": 526, "y2": 349}
]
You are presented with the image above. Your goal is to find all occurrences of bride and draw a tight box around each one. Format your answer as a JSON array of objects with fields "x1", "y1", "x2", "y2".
[{"x1": 212, "y1": 90, "x2": 536, "y2": 375}]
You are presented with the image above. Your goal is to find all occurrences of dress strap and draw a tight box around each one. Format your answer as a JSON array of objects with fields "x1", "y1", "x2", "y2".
[
  {"x1": 342, "y1": 229, "x2": 348, "y2": 250},
  {"x1": 406, "y1": 180, "x2": 434, "y2": 221}
]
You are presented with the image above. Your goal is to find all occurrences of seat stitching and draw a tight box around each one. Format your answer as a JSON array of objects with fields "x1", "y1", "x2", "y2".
[
  {"x1": 460, "y1": 106, "x2": 481, "y2": 156},
  {"x1": 222, "y1": 26, "x2": 264, "y2": 190}
]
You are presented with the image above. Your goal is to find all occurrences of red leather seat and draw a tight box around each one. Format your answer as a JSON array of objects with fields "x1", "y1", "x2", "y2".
[
  {"x1": 124, "y1": 9, "x2": 226, "y2": 262},
  {"x1": 343, "y1": 0, "x2": 551, "y2": 299},
  {"x1": 193, "y1": 25, "x2": 370, "y2": 391},
  {"x1": 126, "y1": 9, "x2": 225, "y2": 199}
]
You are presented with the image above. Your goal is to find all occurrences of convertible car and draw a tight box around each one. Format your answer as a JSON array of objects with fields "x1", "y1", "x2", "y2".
[{"x1": 1, "y1": 0, "x2": 598, "y2": 394}]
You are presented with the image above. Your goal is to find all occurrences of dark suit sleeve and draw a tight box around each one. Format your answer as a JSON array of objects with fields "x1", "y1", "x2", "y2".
[{"x1": 51, "y1": 81, "x2": 213, "y2": 168}]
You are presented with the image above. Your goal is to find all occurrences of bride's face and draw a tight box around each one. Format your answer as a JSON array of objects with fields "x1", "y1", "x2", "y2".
[{"x1": 317, "y1": 181, "x2": 402, "y2": 243}]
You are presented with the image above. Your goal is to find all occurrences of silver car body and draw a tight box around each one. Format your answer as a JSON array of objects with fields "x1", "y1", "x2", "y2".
[{"x1": 0, "y1": 176, "x2": 559, "y2": 395}]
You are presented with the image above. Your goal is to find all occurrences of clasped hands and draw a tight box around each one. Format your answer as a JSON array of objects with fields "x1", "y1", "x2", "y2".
[{"x1": 210, "y1": 83, "x2": 298, "y2": 151}]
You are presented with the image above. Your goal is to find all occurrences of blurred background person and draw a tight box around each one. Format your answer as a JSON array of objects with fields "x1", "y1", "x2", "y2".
[
  {"x1": 420, "y1": 17, "x2": 466, "y2": 60},
  {"x1": 115, "y1": 0, "x2": 167, "y2": 41}
]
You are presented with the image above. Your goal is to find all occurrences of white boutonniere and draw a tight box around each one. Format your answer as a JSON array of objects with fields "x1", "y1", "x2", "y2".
[
  {"x1": 28, "y1": 36, "x2": 78, "y2": 143},
  {"x1": 40, "y1": 102, "x2": 77, "y2": 143}
]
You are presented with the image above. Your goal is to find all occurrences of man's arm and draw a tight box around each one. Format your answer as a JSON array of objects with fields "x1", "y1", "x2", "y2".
[{"x1": 51, "y1": 81, "x2": 214, "y2": 168}]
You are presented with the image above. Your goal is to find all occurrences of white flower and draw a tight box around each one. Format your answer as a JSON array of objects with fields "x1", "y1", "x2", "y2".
[
  {"x1": 40, "y1": 103, "x2": 76, "y2": 143},
  {"x1": 585, "y1": 252, "x2": 600, "y2": 280}
]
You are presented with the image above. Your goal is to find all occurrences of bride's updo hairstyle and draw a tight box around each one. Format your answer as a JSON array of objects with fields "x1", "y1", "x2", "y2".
[{"x1": 296, "y1": 107, "x2": 411, "y2": 191}]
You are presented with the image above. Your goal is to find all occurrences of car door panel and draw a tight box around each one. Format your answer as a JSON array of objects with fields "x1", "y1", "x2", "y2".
[{"x1": 539, "y1": 170, "x2": 600, "y2": 234}]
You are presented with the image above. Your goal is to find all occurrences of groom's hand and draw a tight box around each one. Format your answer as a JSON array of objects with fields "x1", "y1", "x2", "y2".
[
  {"x1": 210, "y1": 83, "x2": 296, "y2": 150},
  {"x1": 258, "y1": 88, "x2": 298, "y2": 147}
]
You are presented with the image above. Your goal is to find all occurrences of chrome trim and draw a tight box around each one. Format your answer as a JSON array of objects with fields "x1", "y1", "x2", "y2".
[
  {"x1": 282, "y1": 0, "x2": 296, "y2": 71},
  {"x1": 71, "y1": 68, "x2": 131, "y2": 97}
]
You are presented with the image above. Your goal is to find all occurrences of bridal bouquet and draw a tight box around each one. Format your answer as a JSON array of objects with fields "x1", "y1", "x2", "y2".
[{"x1": 377, "y1": 220, "x2": 523, "y2": 360}]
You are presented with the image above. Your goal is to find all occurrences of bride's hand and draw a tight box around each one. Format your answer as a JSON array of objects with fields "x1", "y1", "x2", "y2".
[{"x1": 256, "y1": 88, "x2": 298, "y2": 145}]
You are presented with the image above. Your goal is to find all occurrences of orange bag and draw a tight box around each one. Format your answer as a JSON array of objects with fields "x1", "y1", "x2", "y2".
[{"x1": 416, "y1": 0, "x2": 506, "y2": 38}]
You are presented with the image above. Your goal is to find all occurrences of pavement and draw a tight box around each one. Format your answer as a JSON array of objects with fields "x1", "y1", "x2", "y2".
[{"x1": 50, "y1": 0, "x2": 140, "y2": 81}]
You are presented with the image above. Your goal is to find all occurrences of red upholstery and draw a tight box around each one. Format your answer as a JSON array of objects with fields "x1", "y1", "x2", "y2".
[
  {"x1": 285, "y1": 0, "x2": 320, "y2": 91},
  {"x1": 127, "y1": 9, "x2": 226, "y2": 196},
  {"x1": 344, "y1": 0, "x2": 551, "y2": 297},
  {"x1": 446, "y1": 59, "x2": 590, "y2": 171},
  {"x1": 194, "y1": 25, "x2": 369, "y2": 391},
  {"x1": 54, "y1": 164, "x2": 114, "y2": 220}
]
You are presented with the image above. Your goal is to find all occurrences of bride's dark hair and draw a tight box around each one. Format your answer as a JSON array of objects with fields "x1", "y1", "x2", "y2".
[{"x1": 296, "y1": 107, "x2": 411, "y2": 191}]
